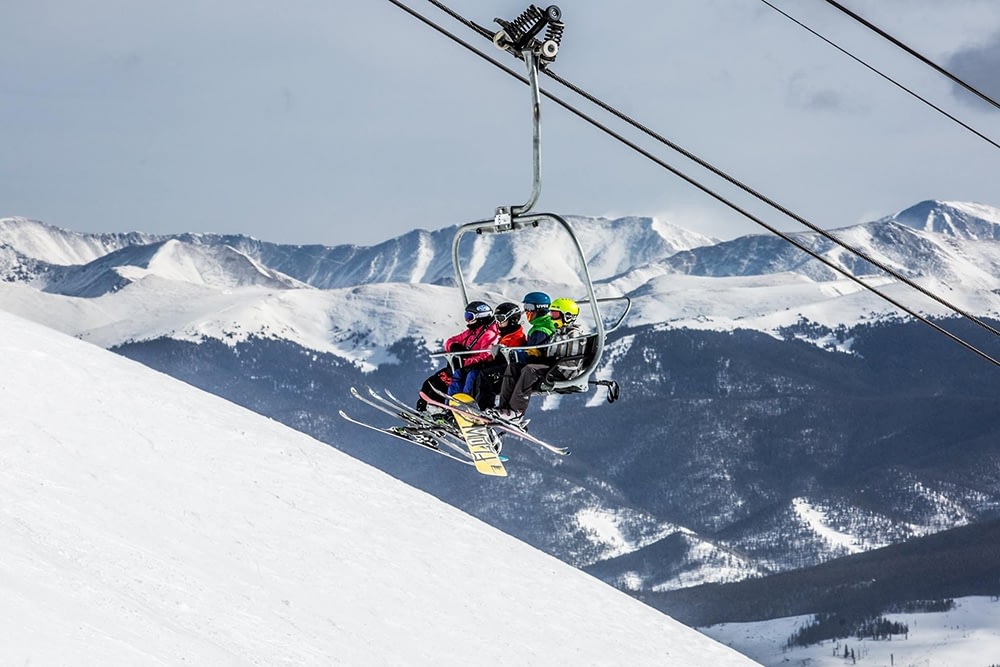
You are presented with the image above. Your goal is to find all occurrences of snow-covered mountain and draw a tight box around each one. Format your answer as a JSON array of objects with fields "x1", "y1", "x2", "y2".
[
  {"x1": 887, "y1": 199, "x2": 1000, "y2": 239},
  {"x1": 0, "y1": 213, "x2": 714, "y2": 292},
  {"x1": 6, "y1": 201, "x2": 1000, "y2": 355},
  {"x1": 0, "y1": 308, "x2": 759, "y2": 665},
  {"x1": 0, "y1": 212, "x2": 719, "y2": 363},
  {"x1": 2, "y1": 200, "x2": 1000, "y2": 623},
  {"x1": 41, "y1": 239, "x2": 309, "y2": 297},
  {"x1": 0, "y1": 215, "x2": 158, "y2": 266}
]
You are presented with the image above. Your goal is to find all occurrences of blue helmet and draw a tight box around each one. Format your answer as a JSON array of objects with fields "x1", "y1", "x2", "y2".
[{"x1": 522, "y1": 291, "x2": 551, "y2": 314}]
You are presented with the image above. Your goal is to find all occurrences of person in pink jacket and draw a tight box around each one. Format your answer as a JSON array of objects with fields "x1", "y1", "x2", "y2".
[
  {"x1": 416, "y1": 301, "x2": 499, "y2": 413},
  {"x1": 445, "y1": 301, "x2": 500, "y2": 402}
]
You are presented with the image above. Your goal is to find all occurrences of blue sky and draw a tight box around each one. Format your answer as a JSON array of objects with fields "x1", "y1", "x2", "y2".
[{"x1": 2, "y1": 0, "x2": 999, "y2": 246}]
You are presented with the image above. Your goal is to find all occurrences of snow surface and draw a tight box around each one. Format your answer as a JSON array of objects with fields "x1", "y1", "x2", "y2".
[
  {"x1": 701, "y1": 596, "x2": 1000, "y2": 667},
  {"x1": 791, "y1": 497, "x2": 863, "y2": 555},
  {"x1": 0, "y1": 310, "x2": 759, "y2": 666}
]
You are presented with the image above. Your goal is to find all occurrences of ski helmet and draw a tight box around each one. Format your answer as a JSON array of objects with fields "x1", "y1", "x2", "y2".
[
  {"x1": 521, "y1": 291, "x2": 551, "y2": 314},
  {"x1": 464, "y1": 300, "x2": 493, "y2": 324},
  {"x1": 549, "y1": 297, "x2": 580, "y2": 327},
  {"x1": 494, "y1": 302, "x2": 522, "y2": 327}
]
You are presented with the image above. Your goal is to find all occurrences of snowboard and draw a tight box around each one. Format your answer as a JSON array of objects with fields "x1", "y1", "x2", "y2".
[{"x1": 449, "y1": 392, "x2": 507, "y2": 477}]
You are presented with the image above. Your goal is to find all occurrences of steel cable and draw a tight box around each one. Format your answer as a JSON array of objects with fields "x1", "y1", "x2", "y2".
[
  {"x1": 384, "y1": 0, "x2": 1000, "y2": 368},
  {"x1": 758, "y1": 0, "x2": 1000, "y2": 151},
  {"x1": 823, "y1": 0, "x2": 1000, "y2": 113}
]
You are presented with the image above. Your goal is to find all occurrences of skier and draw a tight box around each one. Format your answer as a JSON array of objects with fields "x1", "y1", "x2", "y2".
[
  {"x1": 473, "y1": 301, "x2": 528, "y2": 410},
  {"x1": 416, "y1": 301, "x2": 499, "y2": 415},
  {"x1": 492, "y1": 293, "x2": 585, "y2": 421},
  {"x1": 540, "y1": 297, "x2": 587, "y2": 381},
  {"x1": 446, "y1": 301, "x2": 500, "y2": 396},
  {"x1": 496, "y1": 301, "x2": 529, "y2": 348}
]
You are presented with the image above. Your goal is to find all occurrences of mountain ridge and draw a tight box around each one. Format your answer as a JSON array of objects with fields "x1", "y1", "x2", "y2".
[{"x1": 2, "y1": 199, "x2": 1000, "y2": 613}]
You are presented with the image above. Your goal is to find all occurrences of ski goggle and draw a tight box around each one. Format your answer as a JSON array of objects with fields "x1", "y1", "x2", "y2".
[
  {"x1": 523, "y1": 302, "x2": 550, "y2": 313},
  {"x1": 550, "y1": 310, "x2": 577, "y2": 324}
]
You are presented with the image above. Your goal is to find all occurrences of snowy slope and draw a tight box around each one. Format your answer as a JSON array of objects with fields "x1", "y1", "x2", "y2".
[
  {"x1": 0, "y1": 279, "x2": 469, "y2": 370},
  {"x1": 0, "y1": 310, "x2": 759, "y2": 666},
  {"x1": 702, "y1": 596, "x2": 1000, "y2": 667}
]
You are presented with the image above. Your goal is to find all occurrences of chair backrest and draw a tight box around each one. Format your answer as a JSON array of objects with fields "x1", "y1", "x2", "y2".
[{"x1": 543, "y1": 333, "x2": 599, "y2": 391}]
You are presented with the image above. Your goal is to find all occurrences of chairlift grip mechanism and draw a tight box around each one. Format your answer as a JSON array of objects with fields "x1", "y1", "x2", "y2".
[{"x1": 492, "y1": 5, "x2": 564, "y2": 66}]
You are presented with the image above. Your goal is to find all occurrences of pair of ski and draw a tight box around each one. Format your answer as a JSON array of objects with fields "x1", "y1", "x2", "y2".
[
  {"x1": 417, "y1": 388, "x2": 569, "y2": 457},
  {"x1": 339, "y1": 386, "x2": 475, "y2": 463},
  {"x1": 339, "y1": 386, "x2": 567, "y2": 477},
  {"x1": 341, "y1": 386, "x2": 508, "y2": 476}
]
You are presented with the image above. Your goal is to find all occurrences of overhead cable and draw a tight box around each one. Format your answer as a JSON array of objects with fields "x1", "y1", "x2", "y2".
[
  {"x1": 384, "y1": 0, "x2": 1000, "y2": 369},
  {"x1": 539, "y1": 67, "x2": 1000, "y2": 341},
  {"x1": 418, "y1": 0, "x2": 1000, "y2": 342},
  {"x1": 823, "y1": 0, "x2": 1000, "y2": 113},
  {"x1": 758, "y1": 0, "x2": 999, "y2": 151}
]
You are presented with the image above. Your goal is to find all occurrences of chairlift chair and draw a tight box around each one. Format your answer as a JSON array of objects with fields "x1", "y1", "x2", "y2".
[{"x1": 443, "y1": 5, "x2": 630, "y2": 403}]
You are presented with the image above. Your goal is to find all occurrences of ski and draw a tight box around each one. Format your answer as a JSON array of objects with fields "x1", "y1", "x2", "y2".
[
  {"x1": 418, "y1": 390, "x2": 569, "y2": 456},
  {"x1": 345, "y1": 386, "x2": 516, "y2": 472},
  {"x1": 367, "y1": 386, "x2": 436, "y2": 423},
  {"x1": 347, "y1": 386, "x2": 471, "y2": 460},
  {"x1": 377, "y1": 386, "x2": 512, "y2": 465},
  {"x1": 449, "y1": 392, "x2": 507, "y2": 477},
  {"x1": 338, "y1": 410, "x2": 475, "y2": 466}
]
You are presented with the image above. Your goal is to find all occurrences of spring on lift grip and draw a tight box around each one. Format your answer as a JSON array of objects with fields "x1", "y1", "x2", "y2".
[
  {"x1": 543, "y1": 20, "x2": 564, "y2": 47},
  {"x1": 539, "y1": 19, "x2": 564, "y2": 62},
  {"x1": 503, "y1": 5, "x2": 546, "y2": 49}
]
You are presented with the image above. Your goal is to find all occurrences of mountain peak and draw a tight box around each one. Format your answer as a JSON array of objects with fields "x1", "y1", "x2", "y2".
[
  {"x1": 0, "y1": 216, "x2": 159, "y2": 266},
  {"x1": 884, "y1": 200, "x2": 1000, "y2": 240},
  {"x1": 40, "y1": 239, "x2": 307, "y2": 298}
]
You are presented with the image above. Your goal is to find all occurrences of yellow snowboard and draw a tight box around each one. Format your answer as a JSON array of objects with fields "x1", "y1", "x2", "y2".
[{"x1": 449, "y1": 393, "x2": 507, "y2": 477}]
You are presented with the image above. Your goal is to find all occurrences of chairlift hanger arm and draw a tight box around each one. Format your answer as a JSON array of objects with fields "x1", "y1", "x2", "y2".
[{"x1": 488, "y1": 5, "x2": 564, "y2": 217}]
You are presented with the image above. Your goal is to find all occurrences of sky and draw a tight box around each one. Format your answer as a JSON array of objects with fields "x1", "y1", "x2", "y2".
[
  {"x1": 0, "y1": 307, "x2": 761, "y2": 665},
  {"x1": 2, "y1": 1, "x2": 999, "y2": 248}
]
